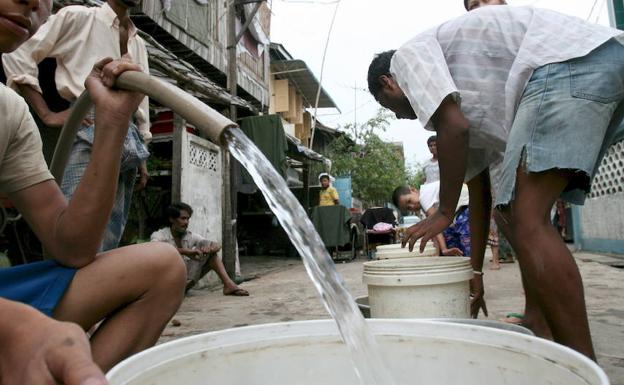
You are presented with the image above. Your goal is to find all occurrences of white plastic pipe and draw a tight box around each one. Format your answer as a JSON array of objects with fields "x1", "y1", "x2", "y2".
[{"x1": 50, "y1": 71, "x2": 237, "y2": 184}]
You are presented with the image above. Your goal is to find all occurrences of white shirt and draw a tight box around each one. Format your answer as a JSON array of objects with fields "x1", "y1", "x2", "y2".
[
  {"x1": 2, "y1": 3, "x2": 151, "y2": 141},
  {"x1": 150, "y1": 227, "x2": 208, "y2": 249},
  {"x1": 422, "y1": 158, "x2": 439, "y2": 183},
  {"x1": 419, "y1": 181, "x2": 469, "y2": 214},
  {"x1": 391, "y1": 6, "x2": 623, "y2": 181}
]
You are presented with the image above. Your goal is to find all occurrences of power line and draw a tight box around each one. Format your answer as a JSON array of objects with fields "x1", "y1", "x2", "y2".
[
  {"x1": 587, "y1": 0, "x2": 599, "y2": 21},
  {"x1": 593, "y1": 0, "x2": 607, "y2": 24},
  {"x1": 309, "y1": 0, "x2": 341, "y2": 148},
  {"x1": 324, "y1": 99, "x2": 376, "y2": 124}
]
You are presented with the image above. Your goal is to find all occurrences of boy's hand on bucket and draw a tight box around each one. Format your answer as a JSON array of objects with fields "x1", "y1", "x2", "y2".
[
  {"x1": 402, "y1": 211, "x2": 451, "y2": 252},
  {"x1": 85, "y1": 56, "x2": 145, "y2": 127},
  {"x1": 470, "y1": 276, "x2": 488, "y2": 318}
]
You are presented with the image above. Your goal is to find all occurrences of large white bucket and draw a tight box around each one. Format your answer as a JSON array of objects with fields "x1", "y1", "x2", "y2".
[
  {"x1": 363, "y1": 257, "x2": 472, "y2": 318},
  {"x1": 106, "y1": 320, "x2": 609, "y2": 385}
]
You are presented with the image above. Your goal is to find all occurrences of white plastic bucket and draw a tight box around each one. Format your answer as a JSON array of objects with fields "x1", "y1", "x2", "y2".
[
  {"x1": 354, "y1": 296, "x2": 534, "y2": 335},
  {"x1": 363, "y1": 257, "x2": 472, "y2": 318},
  {"x1": 376, "y1": 242, "x2": 435, "y2": 252},
  {"x1": 376, "y1": 243, "x2": 406, "y2": 250},
  {"x1": 374, "y1": 245, "x2": 437, "y2": 259},
  {"x1": 106, "y1": 320, "x2": 609, "y2": 385}
]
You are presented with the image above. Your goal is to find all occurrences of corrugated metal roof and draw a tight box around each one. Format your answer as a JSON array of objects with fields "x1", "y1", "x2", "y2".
[
  {"x1": 140, "y1": 32, "x2": 257, "y2": 112},
  {"x1": 55, "y1": 0, "x2": 258, "y2": 112},
  {"x1": 271, "y1": 60, "x2": 340, "y2": 111}
]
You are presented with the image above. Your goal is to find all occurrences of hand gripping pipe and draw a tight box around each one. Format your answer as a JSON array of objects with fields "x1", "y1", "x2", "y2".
[{"x1": 50, "y1": 71, "x2": 238, "y2": 184}]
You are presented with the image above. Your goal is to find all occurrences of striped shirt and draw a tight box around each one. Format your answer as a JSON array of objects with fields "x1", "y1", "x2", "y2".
[{"x1": 390, "y1": 5, "x2": 624, "y2": 181}]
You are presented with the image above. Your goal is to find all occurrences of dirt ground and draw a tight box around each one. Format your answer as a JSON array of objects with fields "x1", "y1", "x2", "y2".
[{"x1": 159, "y1": 252, "x2": 624, "y2": 384}]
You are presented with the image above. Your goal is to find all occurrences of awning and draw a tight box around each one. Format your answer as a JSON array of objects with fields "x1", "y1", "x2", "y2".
[
  {"x1": 271, "y1": 60, "x2": 340, "y2": 111},
  {"x1": 285, "y1": 133, "x2": 330, "y2": 166}
]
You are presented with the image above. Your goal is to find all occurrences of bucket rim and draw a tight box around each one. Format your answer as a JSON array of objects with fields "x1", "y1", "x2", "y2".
[
  {"x1": 106, "y1": 319, "x2": 609, "y2": 385},
  {"x1": 364, "y1": 256, "x2": 470, "y2": 269}
]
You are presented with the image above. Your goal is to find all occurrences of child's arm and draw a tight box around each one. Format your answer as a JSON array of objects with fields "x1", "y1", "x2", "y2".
[
  {"x1": 332, "y1": 187, "x2": 340, "y2": 205},
  {"x1": 424, "y1": 207, "x2": 462, "y2": 256},
  {"x1": 435, "y1": 233, "x2": 463, "y2": 256}
]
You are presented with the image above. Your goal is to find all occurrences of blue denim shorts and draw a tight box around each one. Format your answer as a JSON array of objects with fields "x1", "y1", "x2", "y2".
[{"x1": 496, "y1": 38, "x2": 624, "y2": 206}]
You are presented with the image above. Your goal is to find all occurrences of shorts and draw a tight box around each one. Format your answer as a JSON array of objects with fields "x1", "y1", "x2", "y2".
[
  {"x1": 496, "y1": 38, "x2": 624, "y2": 206},
  {"x1": 443, "y1": 207, "x2": 471, "y2": 256},
  {"x1": 0, "y1": 260, "x2": 76, "y2": 316}
]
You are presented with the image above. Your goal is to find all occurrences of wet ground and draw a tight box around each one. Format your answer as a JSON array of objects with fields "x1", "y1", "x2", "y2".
[{"x1": 159, "y1": 250, "x2": 624, "y2": 385}]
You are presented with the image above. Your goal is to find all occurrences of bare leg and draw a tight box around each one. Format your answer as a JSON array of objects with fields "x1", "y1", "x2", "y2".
[
  {"x1": 53, "y1": 242, "x2": 186, "y2": 371},
  {"x1": 204, "y1": 255, "x2": 248, "y2": 296},
  {"x1": 507, "y1": 168, "x2": 595, "y2": 359},
  {"x1": 489, "y1": 244, "x2": 501, "y2": 270},
  {"x1": 494, "y1": 209, "x2": 552, "y2": 339}
]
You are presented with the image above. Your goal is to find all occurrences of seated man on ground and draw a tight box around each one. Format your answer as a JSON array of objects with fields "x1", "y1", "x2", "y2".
[
  {"x1": 392, "y1": 182, "x2": 467, "y2": 257},
  {"x1": 0, "y1": 1, "x2": 186, "y2": 383},
  {"x1": 151, "y1": 202, "x2": 249, "y2": 296}
]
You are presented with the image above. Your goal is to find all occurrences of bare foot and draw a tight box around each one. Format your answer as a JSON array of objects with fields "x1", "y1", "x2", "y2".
[
  {"x1": 489, "y1": 263, "x2": 501, "y2": 270},
  {"x1": 223, "y1": 286, "x2": 249, "y2": 296}
]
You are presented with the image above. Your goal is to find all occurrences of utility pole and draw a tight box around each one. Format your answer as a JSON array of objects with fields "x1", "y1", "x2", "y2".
[
  {"x1": 224, "y1": 0, "x2": 265, "y2": 278},
  {"x1": 222, "y1": 0, "x2": 237, "y2": 278},
  {"x1": 608, "y1": 0, "x2": 624, "y2": 29},
  {"x1": 354, "y1": 80, "x2": 357, "y2": 128}
]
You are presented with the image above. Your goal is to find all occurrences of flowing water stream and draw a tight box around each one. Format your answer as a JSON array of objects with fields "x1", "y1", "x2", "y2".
[{"x1": 223, "y1": 127, "x2": 397, "y2": 385}]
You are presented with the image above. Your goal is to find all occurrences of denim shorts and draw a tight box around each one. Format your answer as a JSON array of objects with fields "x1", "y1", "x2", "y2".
[{"x1": 496, "y1": 38, "x2": 624, "y2": 206}]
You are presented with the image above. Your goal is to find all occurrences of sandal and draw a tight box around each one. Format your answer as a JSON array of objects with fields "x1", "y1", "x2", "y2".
[{"x1": 500, "y1": 312, "x2": 524, "y2": 325}]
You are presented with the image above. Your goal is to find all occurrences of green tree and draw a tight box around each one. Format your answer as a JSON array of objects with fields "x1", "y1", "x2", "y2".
[
  {"x1": 406, "y1": 164, "x2": 426, "y2": 189},
  {"x1": 328, "y1": 109, "x2": 407, "y2": 205}
]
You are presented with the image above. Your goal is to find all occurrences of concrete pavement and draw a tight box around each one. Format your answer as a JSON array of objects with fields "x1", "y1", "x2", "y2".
[{"x1": 159, "y1": 251, "x2": 624, "y2": 385}]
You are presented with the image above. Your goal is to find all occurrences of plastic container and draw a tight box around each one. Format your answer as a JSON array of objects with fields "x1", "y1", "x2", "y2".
[
  {"x1": 374, "y1": 245, "x2": 438, "y2": 259},
  {"x1": 363, "y1": 257, "x2": 472, "y2": 318},
  {"x1": 354, "y1": 296, "x2": 534, "y2": 335},
  {"x1": 376, "y1": 243, "x2": 404, "y2": 250},
  {"x1": 376, "y1": 242, "x2": 434, "y2": 251},
  {"x1": 425, "y1": 317, "x2": 534, "y2": 335},
  {"x1": 106, "y1": 319, "x2": 609, "y2": 385}
]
